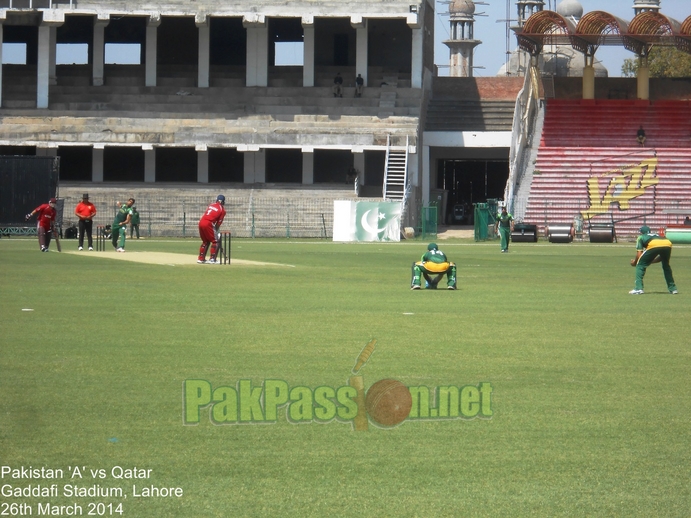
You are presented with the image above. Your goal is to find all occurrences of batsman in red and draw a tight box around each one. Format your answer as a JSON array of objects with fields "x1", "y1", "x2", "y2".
[
  {"x1": 197, "y1": 195, "x2": 226, "y2": 264},
  {"x1": 26, "y1": 197, "x2": 58, "y2": 252}
]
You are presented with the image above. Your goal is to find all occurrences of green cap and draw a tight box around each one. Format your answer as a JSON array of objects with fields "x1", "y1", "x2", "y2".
[
  {"x1": 427, "y1": 243, "x2": 438, "y2": 251},
  {"x1": 639, "y1": 225, "x2": 650, "y2": 234}
]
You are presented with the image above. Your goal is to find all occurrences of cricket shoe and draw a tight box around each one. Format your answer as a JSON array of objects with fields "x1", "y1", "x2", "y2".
[
  {"x1": 116, "y1": 248, "x2": 125, "y2": 253},
  {"x1": 78, "y1": 246, "x2": 83, "y2": 251},
  {"x1": 197, "y1": 259, "x2": 206, "y2": 264},
  {"x1": 207, "y1": 259, "x2": 217, "y2": 264},
  {"x1": 628, "y1": 289, "x2": 644, "y2": 295},
  {"x1": 670, "y1": 290, "x2": 678, "y2": 294},
  {"x1": 447, "y1": 286, "x2": 456, "y2": 290},
  {"x1": 411, "y1": 285, "x2": 421, "y2": 290},
  {"x1": 88, "y1": 247, "x2": 93, "y2": 251}
]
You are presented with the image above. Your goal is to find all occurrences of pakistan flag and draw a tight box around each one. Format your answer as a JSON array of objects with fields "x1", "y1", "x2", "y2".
[
  {"x1": 332, "y1": 200, "x2": 402, "y2": 242},
  {"x1": 354, "y1": 202, "x2": 402, "y2": 242}
]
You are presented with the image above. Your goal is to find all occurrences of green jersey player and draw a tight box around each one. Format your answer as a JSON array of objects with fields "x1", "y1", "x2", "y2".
[
  {"x1": 629, "y1": 225, "x2": 677, "y2": 295},
  {"x1": 411, "y1": 243, "x2": 457, "y2": 290},
  {"x1": 494, "y1": 206, "x2": 514, "y2": 253},
  {"x1": 112, "y1": 198, "x2": 135, "y2": 252}
]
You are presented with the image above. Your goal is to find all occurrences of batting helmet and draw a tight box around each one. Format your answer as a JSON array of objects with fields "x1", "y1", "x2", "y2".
[{"x1": 217, "y1": 194, "x2": 225, "y2": 205}]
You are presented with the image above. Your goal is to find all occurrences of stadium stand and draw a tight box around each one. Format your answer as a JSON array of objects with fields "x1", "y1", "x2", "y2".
[{"x1": 524, "y1": 99, "x2": 691, "y2": 237}]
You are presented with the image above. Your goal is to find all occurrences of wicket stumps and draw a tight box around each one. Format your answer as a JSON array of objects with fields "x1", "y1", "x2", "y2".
[
  {"x1": 96, "y1": 226, "x2": 107, "y2": 251},
  {"x1": 218, "y1": 232, "x2": 231, "y2": 264}
]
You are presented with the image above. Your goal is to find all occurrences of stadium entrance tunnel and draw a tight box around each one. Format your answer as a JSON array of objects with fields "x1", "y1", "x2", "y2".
[{"x1": 436, "y1": 158, "x2": 509, "y2": 225}]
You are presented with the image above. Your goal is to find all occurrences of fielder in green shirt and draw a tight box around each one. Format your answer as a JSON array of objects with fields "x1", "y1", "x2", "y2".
[
  {"x1": 130, "y1": 206, "x2": 141, "y2": 239},
  {"x1": 629, "y1": 225, "x2": 677, "y2": 295},
  {"x1": 411, "y1": 243, "x2": 457, "y2": 290},
  {"x1": 112, "y1": 198, "x2": 135, "y2": 252},
  {"x1": 494, "y1": 206, "x2": 514, "y2": 253}
]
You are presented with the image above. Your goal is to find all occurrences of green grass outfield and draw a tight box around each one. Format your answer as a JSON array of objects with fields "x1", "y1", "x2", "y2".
[{"x1": 1, "y1": 237, "x2": 690, "y2": 517}]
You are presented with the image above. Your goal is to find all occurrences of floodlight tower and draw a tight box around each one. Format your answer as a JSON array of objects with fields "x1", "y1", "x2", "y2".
[{"x1": 443, "y1": 0, "x2": 482, "y2": 77}]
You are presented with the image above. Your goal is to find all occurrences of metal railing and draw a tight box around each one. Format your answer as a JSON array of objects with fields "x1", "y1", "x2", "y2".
[{"x1": 505, "y1": 65, "x2": 540, "y2": 214}]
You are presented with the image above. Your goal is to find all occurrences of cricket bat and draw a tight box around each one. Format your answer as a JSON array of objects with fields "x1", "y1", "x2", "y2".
[
  {"x1": 352, "y1": 339, "x2": 376, "y2": 375},
  {"x1": 349, "y1": 339, "x2": 377, "y2": 431},
  {"x1": 53, "y1": 227, "x2": 62, "y2": 252}
]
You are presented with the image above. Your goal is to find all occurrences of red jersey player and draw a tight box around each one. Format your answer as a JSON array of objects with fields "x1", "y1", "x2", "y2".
[
  {"x1": 197, "y1": 195, "x2": 226, "y2": 264},
  {"x1": 26, "y1": 197, "x2": 58, "y2": 252}
]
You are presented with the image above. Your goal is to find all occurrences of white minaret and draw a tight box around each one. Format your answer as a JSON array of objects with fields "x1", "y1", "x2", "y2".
[
  {"x1": 443, "y1": 0, "x2": 482, "y2": 77},
  {"x1": 633, "y1": 0, "x2": 661, "y2": 16}
]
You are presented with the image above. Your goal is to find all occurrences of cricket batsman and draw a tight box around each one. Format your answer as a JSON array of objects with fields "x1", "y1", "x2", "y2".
[
  {"x1": 26, "y1": 197, "x2": 58, "y2": 252},
  {"x1": 629, "y1": 225, "x2": 678, "y2": 295},
  {"x1": 198, "y1": 195, "x2": 226, "y2": 264}
]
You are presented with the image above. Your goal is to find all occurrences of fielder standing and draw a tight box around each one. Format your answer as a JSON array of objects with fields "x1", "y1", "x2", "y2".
[
  {"x1": 494, "y1": 206, "x2": 514, "y2": 253},
  {"x1": 130, "y1": 206, "x2": 141, "y2": 239},
  {"x1": 197, "y1": 195, "x2": 226, "y2": 264},
  {"x1": 26, "y1": 197, "x2": 58, "y2": 252},
  {"x1": 629, "y1": 225, "x2": 678, "y2": 295}
]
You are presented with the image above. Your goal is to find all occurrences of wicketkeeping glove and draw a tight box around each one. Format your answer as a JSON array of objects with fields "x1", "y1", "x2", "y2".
[{"x1": 25, "y1": 213, "x2": 32, "y2": 221}]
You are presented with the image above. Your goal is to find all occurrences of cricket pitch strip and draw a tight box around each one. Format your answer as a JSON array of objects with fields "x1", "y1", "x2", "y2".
[{"x1": 65, "y1": 250, "x2": 295, "y2": 267}]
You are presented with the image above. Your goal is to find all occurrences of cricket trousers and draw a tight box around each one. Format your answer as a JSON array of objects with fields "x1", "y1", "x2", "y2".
[
  {"x1": 411, "y1": 262, "x2": 457, "y2": 289},
  {"x1": 38, "y1": 226, "x2": 52, "y2": 250},
  {"x1": 635, "y1": 245, "x2": 677, "y2": 292}
]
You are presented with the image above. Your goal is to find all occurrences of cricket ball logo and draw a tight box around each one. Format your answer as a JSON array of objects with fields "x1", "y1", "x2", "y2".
[{"x1": 349, "y1": 339, "x2": 412, "y2": 431}]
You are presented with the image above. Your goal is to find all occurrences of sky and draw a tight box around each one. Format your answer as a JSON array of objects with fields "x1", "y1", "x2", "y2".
[{"x1": 434, "y1": 0, "x2": 691, "y2": 77}]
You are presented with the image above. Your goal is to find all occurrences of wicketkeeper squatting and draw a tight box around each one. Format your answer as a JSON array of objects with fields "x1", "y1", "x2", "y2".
[{"x1": 411, "y1": 243, "x2": 457, "y2": 290}]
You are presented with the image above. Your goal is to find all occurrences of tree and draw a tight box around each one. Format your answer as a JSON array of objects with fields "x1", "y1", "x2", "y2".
[
  {"x1": 621, "y1": 58, "x2": 637, "y2": 78},
  {"x1": 621, "y1": 47, "x2": 691, "y2": 78}
]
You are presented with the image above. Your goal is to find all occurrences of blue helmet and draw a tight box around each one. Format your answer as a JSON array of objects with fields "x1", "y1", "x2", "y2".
[{"x1": 217, "y1": 195, "x2": 225, "y2": 205}]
